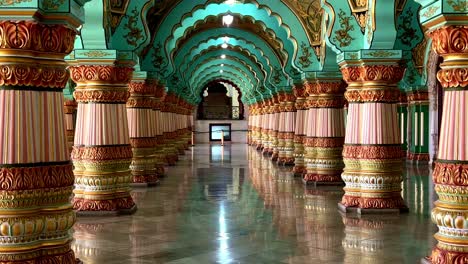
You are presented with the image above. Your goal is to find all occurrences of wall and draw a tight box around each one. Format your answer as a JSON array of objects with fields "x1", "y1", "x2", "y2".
[{"x1": 194, "y1": 120, "x2": 248, "y2": 143}]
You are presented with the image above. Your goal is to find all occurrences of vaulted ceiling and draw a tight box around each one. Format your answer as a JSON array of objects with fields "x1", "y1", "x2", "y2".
[{"x1": 73, "y1": 0, "x2": 427, "y2": 105}]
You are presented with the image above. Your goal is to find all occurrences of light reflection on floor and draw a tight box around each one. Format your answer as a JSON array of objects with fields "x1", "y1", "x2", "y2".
[{"x1": 72, "y1": 143, "x2": 436, "y2": 263}]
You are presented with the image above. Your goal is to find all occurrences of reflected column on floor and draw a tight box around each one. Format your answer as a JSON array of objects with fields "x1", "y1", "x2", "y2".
[
  {"x1": 0, "y1": 19, "x2": 81, "y2": 263},
  {"x1": 70, "y1": 59, "x2": 136, "y2": 215},
  {"x1": 261, "y1": 99, "x2": 273, "y2": 155},
  {"x1": 277, "y1": 92, "x2": 296, "y2": 166},
  {"x1": 293, "y1": 84, "x2": 307, "y2": 176},
  {"x1": 341, "y1": 214, "x2": 402, "y2": 264},
  {"x1": 127, "y1": 71, "x2": 159, "y2": 186},
  {"x1": 303, "y1": 187, "x2": 344, "y2": 260},
  {"x1": 417, "y1": 6, "x2": 468, "y2": 260},
  {"x1": 339, "y1": 53, "x2": 407, "y2": 212},
  {"x1": 303, "y1": 74, "x2": 346, "y2": 185}
]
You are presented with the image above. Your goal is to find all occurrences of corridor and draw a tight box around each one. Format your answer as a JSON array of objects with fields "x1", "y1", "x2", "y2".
[{"x1": 72, "y1": 144, "x2": 436, "y2": 264}]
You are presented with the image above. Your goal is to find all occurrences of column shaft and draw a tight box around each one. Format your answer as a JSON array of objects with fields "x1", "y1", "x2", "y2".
[
  {"x1": 304, "y1": 80, "x2": 346, "y2": 184},
  {"x1": 427, "y1": 25, "x2": 468, "y2": 262},
  {"x1": 339, "y1": 62, "x2": 407, "y2": 212},
  {"x1": 127, "y1": 80, "x2": 158, "y2": 186},
  {"x1": 70, "y1": 64, "x2": 136, "y2": 215},
  {"x1": 0, "y1": 20, "x2": 79, "y2": 263}
]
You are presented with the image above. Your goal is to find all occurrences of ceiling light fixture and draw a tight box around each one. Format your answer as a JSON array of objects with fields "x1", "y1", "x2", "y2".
[
  {"x1": 221, "y1": 43, "x2": 228, "y2": 49},
  {"x1": 220, "y1": 54, "x2": 226, "y2": 59},
  {"x1": 221, "y1": 64, "x2": 224, "y2": 67},
  {"x1": 222, "y1": 14, "x2": 234, "y2": 26},
  {"x1": 220, "y1": 69, "x2": 224, "y2": 73}
]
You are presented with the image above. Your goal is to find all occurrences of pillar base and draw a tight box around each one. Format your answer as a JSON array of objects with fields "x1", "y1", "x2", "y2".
[
  {"x1": 293, "y1": 166, "x2": 306, "y2": 177},
  {"x1": 0, "y1": 248, "x2": 82, "y2": 264},
  {"x1": 132, "y1": 174, "x2": 159, "y2": 186},
  {"x1": 73, "y1": 197, "x2": 137, "y2": 216},
  {"x1": 338, "y1": 203, "x2": 409, "y2": 215},
  {"x1": 277, "y1": 157, "x2": 294, "y2": 166},
  {"x1": 303, "y1": 174, "x2": 343, "y2": 185}
]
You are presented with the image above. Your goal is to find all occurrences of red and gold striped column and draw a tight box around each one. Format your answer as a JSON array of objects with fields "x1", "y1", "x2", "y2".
[
  {"x1": 70, "y1": 64, "x2": 136, "y2": 215},
  {"x1": 293, "y1": 84, "x2": 307, "y2": 175},
  {"x1": 339, "y1": 59, "x2": 407, "y2": 212},
  {"x1": 271, "y1": 96, "x2": 281, "y2": 161},
  {"x1": 261, "y1": 99, "x2": 273, "y2": 155},
  {"x1": 258, "y1": 101, "x2": 267, "y2": 151},
  {"x1": 152, "y1": 83, "x2": 167, "y2": 171},
  {"x1": 277, "y1": 92, "x2": 296, "y2": 166},
  {"x1": 127, "y1": 79, "x2": 158, "y2": 186},
  {"x1": 161, "y1": 93, "x2": 179, "y2": 165},
  {"x1": 425, "y1": 25, "x2": 468, "y2": 263},
  {"x1": 64, "y1": 99, "x2": 78, "y2": 153},
  {"x1": 0, "y1": 21, "x2": 79, "y2": 263},
  {"x1": 303, "y1": 79, "x2": 346, "y2": 184}
]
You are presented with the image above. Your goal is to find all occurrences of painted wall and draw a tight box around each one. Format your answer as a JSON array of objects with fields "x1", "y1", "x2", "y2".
[{"x1": 194, "y1": 120, "x2": 248, "y2": 143}]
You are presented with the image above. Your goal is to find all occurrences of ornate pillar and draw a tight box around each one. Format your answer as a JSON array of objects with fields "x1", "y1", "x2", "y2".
[
  {"x1": 304, "y1": 76, "x2": 346, "y2": 184},
  {"x1": 277, "y1": 92, "x2": 296, "y2": 166},
  {"x1": 64, "y1": 99, "x2": 78, "y2": 153},
  {"x1": 70, "y1": 63, "x2": 136, "y2": 215},
  {"x1": 271, "y1": 96, "x2": 281, "y2": 161},
  {"x1": 262, "y1": 99, "x2": 272, "y2": 155},
  {"x1": 258, "y1": 101, "x2": 267, "y2": 151},
  {"x1": 293, "y1": 84, "x2": 307, "y2": 176},
  {"x1": 153, "y1": 83, "x2": 167, "y2": 173},
  {"x1": 407, "y1": 90, "x2": 430, "y2": 163},
  {"x1": 0, "y1": 20, "x2": 81, "y2": 263},
  {"x1": 162, "y1": 94, "x2": 179, "y2": 165},
  {"x1": 423, "y1": 24, "x2": 468, "y2": 262},
  {"x1": 339, "y1": 53, "x2": 407, "y2": 213},
  {"x1": 247, "y1": 105, "x2": 253, "y2": 145},
  {"x1": 126, "y1": 76, "x2": 159, "y2": 186}
]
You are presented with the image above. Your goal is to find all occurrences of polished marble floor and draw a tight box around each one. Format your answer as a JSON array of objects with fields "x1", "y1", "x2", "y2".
[{"x1": 73, "y1": 144, "x2": 437, "y2": 264}]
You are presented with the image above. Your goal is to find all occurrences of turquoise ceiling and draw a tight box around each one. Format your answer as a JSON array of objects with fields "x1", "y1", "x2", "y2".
[{"x1": 74, "y1": 0, "x2": 428, "y2": 105}]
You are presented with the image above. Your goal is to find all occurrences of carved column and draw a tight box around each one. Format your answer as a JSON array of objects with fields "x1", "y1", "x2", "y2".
[
  {"x1": 293, "y1": 84, "x2": 307, "y2": 176},
  {"x1": 425, "y1": 25, "x2": 468, "y2": 263},
  {"x1": 271, "y1": 96, "x2": 281, "y2": 161},
  {"x1": 64, "y1": 99, "x2": 78, "y2": 153},
  {"x1": 70, "y1": 64, "x2": 136, "y2": 215},
  {"x1": 277, "y1": 92, "x2": 296, "y2": 166},
  {"x1": 127, "y1": 79, "x2": 158, "y2": 186},
  {"x1": 258, "y1": 101, "x2": 267, "y2": 151},
  {"x1": 407, "y1": 90, "x2": 430, "y2": 163},
  {"x1": 0, "y1": 20, "x2": 80, "y2": 263},
  {"x1": 162, "y1": 94, "x2": 179, "y2": 165},
  {"x1": 339, "y1": 58, "x2": 407, "y2": 213},
  {"x1": 152, "y1": 83, "x2": 167, "y2": 172},
  {"x1": 304, "y1": 78, "x2": 346, "y2": 185},
  {"x1": 262, "y1": 99, "x2": 272, "y2": 155}
]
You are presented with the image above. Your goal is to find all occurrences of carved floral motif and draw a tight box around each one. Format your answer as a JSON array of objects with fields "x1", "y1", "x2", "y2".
[{"x1": 69, "y1": 65, "x2": 134, "y2": 84}]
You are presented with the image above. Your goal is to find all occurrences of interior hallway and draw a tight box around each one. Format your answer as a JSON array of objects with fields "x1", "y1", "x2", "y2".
[{"x1": 72, "y1": 144, "x2": 436, "y2": 264}]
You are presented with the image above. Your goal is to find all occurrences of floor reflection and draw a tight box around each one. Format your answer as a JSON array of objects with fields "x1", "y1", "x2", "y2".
[{"x1": 73, "y1": 144, "x2": 436, "y2": 263}]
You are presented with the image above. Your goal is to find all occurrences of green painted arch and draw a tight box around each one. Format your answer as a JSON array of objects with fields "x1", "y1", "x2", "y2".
[
  {"x1": 178, "y1": 37, "x2": 287, "y2": 87},
  {"x1": 144, "y1": 0, "x2": 319, "y2": 79},
  {"x1": 188, "y1": 56, "x2": 262, "y2": 91},
  {"x1": 174, "y1": 28, "x2": 281, "y2": 76},
  {"x1": 197, "y1": 77, "x2": 248, "y2": 103},
  {"x1": 194, "y1": 69, "x2": 252, "y2": 95},
  {"x1": 193, "y1": 64, "x2": 254, "y2": 93},
  {"x1": 172, "y1": 14, "x2": 288, "y2": 66},
  {"x1": 183, "y1": 49, "x2": 269, "y2": 89},
  {"x1": 165, "y1": 3, "x2": 295, "y2": 70}
]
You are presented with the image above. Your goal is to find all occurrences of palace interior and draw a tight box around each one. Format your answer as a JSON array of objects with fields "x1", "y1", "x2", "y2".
[{"x1": 0, "y1": 0, "x2": 466, "y2": 263}]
